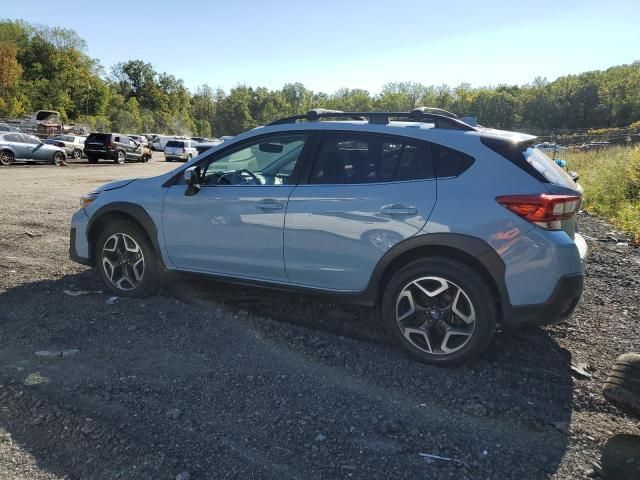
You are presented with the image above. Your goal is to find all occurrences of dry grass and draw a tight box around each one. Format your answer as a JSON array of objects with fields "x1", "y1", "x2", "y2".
[{"x1": 564, "y1": 145, "x2": 640, "y2": 241}]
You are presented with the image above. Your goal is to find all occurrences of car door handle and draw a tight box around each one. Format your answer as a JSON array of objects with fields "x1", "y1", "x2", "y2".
[
  {"x1": 255, "y1": 200, "x2": 283, "y2": 210},
  {"x1": 380, "y1": 204, "x2": 417, "y2": 215}
]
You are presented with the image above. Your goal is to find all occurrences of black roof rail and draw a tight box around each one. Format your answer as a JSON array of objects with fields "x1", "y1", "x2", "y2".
[{"x1": 268, "y1": 107, "x2": 476, "y2": 131}]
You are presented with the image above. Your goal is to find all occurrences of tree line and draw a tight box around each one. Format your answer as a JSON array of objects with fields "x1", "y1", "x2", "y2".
[{"x1": 1, "y1": 19, "x2": 639, "y2": 137}]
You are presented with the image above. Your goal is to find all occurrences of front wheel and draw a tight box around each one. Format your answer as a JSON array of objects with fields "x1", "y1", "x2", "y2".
[
  {"x1": 72, "y1": 148, "x2": 82, "y2": 160},
  {"x1": 114, "y1": 150, "x2": 126, "y2": 164},
  {"x1": 95, "y1": 220, "x2": 161, "y2": 297},
  {"x1": 141, "y1": 154, "x2": 150, "y2": 163},
  {"x1": 52, "y1": 152, "x2": 65, "y2": 165},
  {"x1": 381, "y1": 257, "x2": 496, "y2": 366}
]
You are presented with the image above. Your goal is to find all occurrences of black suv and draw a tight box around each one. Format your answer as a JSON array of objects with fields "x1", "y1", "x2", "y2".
[{"x1": 84, "y1": 133, "x2": 150, "y2": 164}]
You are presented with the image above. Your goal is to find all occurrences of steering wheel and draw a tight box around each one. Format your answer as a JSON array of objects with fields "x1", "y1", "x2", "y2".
[{"x1": 218, "y1": 169, "x2": 261, "y2": 185}]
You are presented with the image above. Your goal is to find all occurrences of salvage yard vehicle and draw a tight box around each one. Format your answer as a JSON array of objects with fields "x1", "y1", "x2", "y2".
[
  {"x1": 70, "y1": 108, "x2": 587, "y2": 365},
  {"x1": 0, "y1": 132, "x2": 66, "y2": 165},
  {"x1": 52, "y1": 134, "x2": 86, "y2": 159},
  {"x1": 164, "y1": 139, "x2": 199, "y2": 162},
  {"x1": 84, "y1": 133, "x2": 150, "y2": 164}
]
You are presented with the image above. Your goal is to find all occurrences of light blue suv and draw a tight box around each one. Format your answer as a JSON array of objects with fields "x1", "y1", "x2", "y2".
[{"x1": 70, "y1": 108, "x2": 587, "y2": 365}]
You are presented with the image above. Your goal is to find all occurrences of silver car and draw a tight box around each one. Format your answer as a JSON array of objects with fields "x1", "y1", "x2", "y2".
[
  {"x1": 0, "y1": 132, "x2": 67, "y2": 165},
  {"x1": 52, "y1": 134, "x2": 86, "y2": 159}
]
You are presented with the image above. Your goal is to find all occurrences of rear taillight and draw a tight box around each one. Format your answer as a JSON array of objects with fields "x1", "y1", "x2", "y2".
[
  {"x1": 106, "y1": 139, "x2": 112, "y2": 149},
  {"x1": 496, "y1": 194, "x2": 581, "y2": 230}
]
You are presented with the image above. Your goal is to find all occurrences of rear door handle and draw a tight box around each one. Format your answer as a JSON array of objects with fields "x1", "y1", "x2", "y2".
[
  {"x1": 255, "y1": 200, "x2": 283, "y2": 210},
  {"x1": 380, "y1": 204, "x2": 417, "y2": 215}
]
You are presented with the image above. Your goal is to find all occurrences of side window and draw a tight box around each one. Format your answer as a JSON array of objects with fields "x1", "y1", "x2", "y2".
[
  {"x1": 20, "y1": 135, "x2": 40, "y2": 145},
  {"x1": 120, "y1": 136, "x2": 130, "y2": 145},
  {"x1": 432, "y1": 144, "x2": 475, "y2": 178},
  {"x1": 114, "y1": 136, "x2": 120, "y2": 143},
  {"x1": 5, "y1": 133, "x2": 22, "y2": 142},
  {"x1": 310, "y1": 133, "x2": 434, "y2": 184},
  {"x1": 199, "y1": 132, "x2": 309, "y2": 186}
]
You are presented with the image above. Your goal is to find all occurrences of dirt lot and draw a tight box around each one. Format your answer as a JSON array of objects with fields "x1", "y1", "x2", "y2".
[{"x1": 0, "y1": 154, "x2": 639, "y2": 479}]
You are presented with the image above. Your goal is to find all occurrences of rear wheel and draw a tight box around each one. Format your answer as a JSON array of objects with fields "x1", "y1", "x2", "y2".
[
  {"x1": 186, "y1": 154, "x2": 192, "y2": 162},
  {"x1": 0, "y1": 150, "x2": 14, "y2": 166},
  {"x1": 95, "y1": 220, "x2": 161, "y2": 298},
  {"x1": 381, "y1": 257, "x2": 496, "y2": 366},
  {"x1": 114, "y1": 150, "x2": 126, "y2": 165},
  {"x1": 142, "y1": 154, "x2": 150, "y2": 163},
  {"x1": 72, "y1": 148, "x2": 82, "y2": 159},
  {"x1": 88, "y1": 155, "x2": 99, "y2": 164}
]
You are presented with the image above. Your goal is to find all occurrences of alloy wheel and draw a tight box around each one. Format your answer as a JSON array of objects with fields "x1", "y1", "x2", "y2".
[
  {"x1": 101, "y1": 233, "x2": 145, "y2": 291},
  {"x1": 0, "y1": 150, "x2": 13, "y2": 166},
  {"x1": 395, "y1": 276, "x2": 476, "y2": 355}
]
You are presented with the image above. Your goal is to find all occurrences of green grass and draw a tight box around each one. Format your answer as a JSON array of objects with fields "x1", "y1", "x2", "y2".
[{"x1": 563, "y1": 145, "x2": 640, "y2": 241}]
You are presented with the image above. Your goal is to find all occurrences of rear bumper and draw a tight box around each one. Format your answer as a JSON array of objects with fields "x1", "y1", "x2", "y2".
[
  {"x1": 165, "y1": 154, "x2": 187, "y2": 161},
  {"x1": 504, "y1": 273, "x2": 584, "y2": 329},
  {"x1": 85, "y1": 149, "x2": 115, "y2": 159}
]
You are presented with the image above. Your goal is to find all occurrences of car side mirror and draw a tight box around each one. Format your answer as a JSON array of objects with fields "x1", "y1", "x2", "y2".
[{"x1": 184, "y1": 166, "x2": 201, "y2": 196}]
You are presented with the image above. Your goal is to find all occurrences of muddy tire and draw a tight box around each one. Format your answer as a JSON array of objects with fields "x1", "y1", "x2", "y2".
[{"x1": 603, "y1": 353, "x2": 640, "y2": 417}]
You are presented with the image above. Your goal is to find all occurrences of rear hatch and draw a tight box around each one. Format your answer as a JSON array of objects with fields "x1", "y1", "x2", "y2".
[
  {"x1": 85, "y1": 133, "x2": 111, "y2": 151},
  {"x1": 482, "y1": 130, "x2": 582, "y2": 239},
  {"x1": 165, "y1": 140, "x2": 184, "y2": 156}
]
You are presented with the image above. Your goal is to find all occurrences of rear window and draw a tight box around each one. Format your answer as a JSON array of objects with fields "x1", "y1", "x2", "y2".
[
  {"x1": 525, "y1": 148, "x2": 577, "y2": 187},
  {"x1": 166, "y1": 140, "x2": 184, "y2": 148},
  {"x1": 86, "y1": 133, "x2": 110, "y2": 143}
]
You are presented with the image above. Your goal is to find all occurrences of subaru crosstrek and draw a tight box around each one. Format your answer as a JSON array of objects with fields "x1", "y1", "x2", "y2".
[{"x1": 69, "y1": 108, "x2": 587, "y2": 365}]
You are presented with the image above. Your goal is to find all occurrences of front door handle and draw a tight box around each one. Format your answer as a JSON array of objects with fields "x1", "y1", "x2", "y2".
[
  {"x1": 380, "y1": 204, "x2": 417, "y2": 215},
  {"x1": 255, "y1": 200, "x2": 283, "y2": 210}
]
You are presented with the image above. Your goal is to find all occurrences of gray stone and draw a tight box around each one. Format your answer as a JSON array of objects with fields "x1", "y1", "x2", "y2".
[{"x1": 176, "y1": 472, "x2": 190, "y2": 480}]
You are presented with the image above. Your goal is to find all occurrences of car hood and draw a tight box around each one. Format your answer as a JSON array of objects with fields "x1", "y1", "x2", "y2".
[{"x1": 96, "y1": 178, "x2": 138, "y2": 192}]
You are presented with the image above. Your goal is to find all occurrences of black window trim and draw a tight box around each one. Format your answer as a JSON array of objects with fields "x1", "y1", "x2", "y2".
[
  {"x1": 298, "y1": 129, "x2": 438, "y2": 186},
  {"x1": 163, "y1": 130, "x2": 319, "y2": 188}
]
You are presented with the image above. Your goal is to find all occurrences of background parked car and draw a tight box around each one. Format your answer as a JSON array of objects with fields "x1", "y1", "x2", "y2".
[
  {"x1": 534, "y1": 142, "x2": 566, "y2": 156},
  {"x1": 84, "y1": 133, "x2": 150, "y2": 164},
  {"x1": 149, "y1": 135, "x2": 174, "y2": 151},
  {"x1": 164, "y1": 139, "x2": 198, "y2": 162},
  {"x1": 0, "y1": 123, "x2": 21, "y2": 133},
  {"x1": 127, "y1": 134, "x2": 148, "y2": 147},
  {"x1": 0, "y1": 132, "x2": 66, "y2": 165},
  {"x1": 52, "y1": 134, "x2": 86, "y2": 159},
  {"x1": 194, "y1": 139, "x2": 223, "y2": 155}
]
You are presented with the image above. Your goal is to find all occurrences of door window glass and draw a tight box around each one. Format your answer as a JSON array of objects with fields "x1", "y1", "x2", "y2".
[
  {"x1": 200, "y1": 133, "x2": 309, "y2": 186},
  {"x1": 20, "y1": 135, "x2": 40, "y2": 145},
  {"x1": 310, "y1": 133, "x2": 434, "y2": 184}
]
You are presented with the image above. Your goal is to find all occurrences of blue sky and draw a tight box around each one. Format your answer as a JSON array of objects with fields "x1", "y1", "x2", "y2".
[{"x1": 3, "y1": 0, "x2": 639, "y2": 94}]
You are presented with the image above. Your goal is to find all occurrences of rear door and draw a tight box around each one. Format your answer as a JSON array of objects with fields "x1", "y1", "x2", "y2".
[{"x1": 284, "y1": 131, "x2": 437, "y2": 291}]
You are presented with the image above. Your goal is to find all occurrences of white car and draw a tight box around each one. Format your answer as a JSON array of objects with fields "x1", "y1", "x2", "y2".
[
  {"x1": 164, "y1": 139, "x2": 199, "y2": 162},
  {"x1": 52, "y1": 134, "x2": 86, "y2": 159}
]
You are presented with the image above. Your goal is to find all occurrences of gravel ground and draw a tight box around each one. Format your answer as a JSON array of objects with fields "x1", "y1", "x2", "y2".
[{"x1": 0, "y1": 156, "x2": 638, "y2": 479}]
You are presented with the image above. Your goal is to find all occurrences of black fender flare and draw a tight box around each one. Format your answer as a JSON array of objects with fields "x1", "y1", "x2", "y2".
[
  {"x1": 361, "y1": 233, "x2": 509, "y2": 314},
  {"x1": 86, "y1": 202, "x2": 161, "y2": 261}
]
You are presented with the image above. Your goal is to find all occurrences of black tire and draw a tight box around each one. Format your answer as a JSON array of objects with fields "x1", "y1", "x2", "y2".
[
  {"x1": 603, "y1": 353, "x2": 640, "y2": 417},
  {"x1": 72, "y1": 148, "x2": 82, "y2": 160},
  {"x1": 94, "y1": 219, "x2": 161, "y2": 298},
  {"x1": 88, "y1": 155, "x2": 99, "y2": 164},
  {"x1": 142, "y1": 154, "x2": 150, "y2": 163},
  {"x1": 381, "y1": 257, "x2": 497, "y2": 366},
  {"x1": 165, "y1": 157, "x2": 172, "y2": 162},
  {"x1": 186, "y1": 154, "x2": 192, "y2": 162},
  {"x1": 114, "y1": 150, "x2": 126, "y2": 164},
  {"x1": 0, "y1": 149, "x2": 14, "y2": 166}
]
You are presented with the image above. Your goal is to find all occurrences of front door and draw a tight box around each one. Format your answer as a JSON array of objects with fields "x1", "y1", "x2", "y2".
[
  {"x1": 162, "y1": 132, "x2": 311, "y2": 283},
  {"x1": 284, "y1": 131, "x2": 438, "y2": 291}
]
